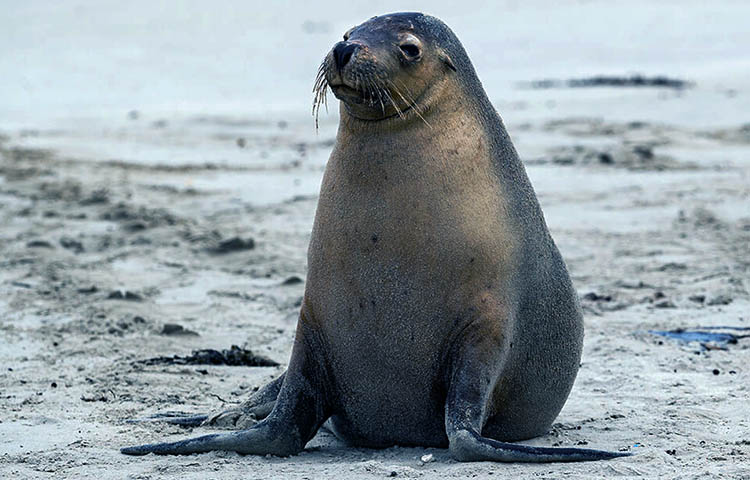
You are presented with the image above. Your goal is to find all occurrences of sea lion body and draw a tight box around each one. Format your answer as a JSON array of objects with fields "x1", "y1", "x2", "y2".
[
  {"x1": 122, "y1": 12, "x2": 624, "y2": 462},
  {"x1": 309, "y1": 91, "x2": 579, "y2": 447}
]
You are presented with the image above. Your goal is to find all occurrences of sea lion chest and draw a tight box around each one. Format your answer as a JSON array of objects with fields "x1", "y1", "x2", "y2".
[{"x1": 304, "y1": 119, "x2": 515, "y2": 446}]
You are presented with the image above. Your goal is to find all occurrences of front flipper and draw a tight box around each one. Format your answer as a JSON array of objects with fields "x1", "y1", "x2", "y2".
[
  {"x1": 445, "y1": 318, "x2": 629, "y2": 462},
  {"x1": 125, "y1": 411, "x2": 208, "y2": 428},
  {"x1": 122, "y1": 325, "x2": 329, "y2": 456},
  {"x1": 204, "y1": 371, "x2": 286, "y2": 428}
]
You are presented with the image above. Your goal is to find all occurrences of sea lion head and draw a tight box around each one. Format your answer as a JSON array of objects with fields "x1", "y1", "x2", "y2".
[{"x1": 314, "y1": 12, "x2": 461, "y2": 124}]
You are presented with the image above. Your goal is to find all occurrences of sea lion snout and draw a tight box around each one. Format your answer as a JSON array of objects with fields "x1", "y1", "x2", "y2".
[{"x1": 332, "y1": 41, "x2": 360, "y2": 71}]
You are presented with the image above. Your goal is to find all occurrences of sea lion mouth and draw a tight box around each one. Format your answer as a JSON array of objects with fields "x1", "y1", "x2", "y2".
[
  {"x1": 329, "y1": 84, "x2": 364, "y2": 102},
  {"x1": 330, "y1": 83, "x2": 419, "y2": 122},
  {"x1": 315, "y1": 78, "x2": 425, "y2": 126},
  {"x1": 329, "y1": 83, "x2": 387, "y2": 109}
]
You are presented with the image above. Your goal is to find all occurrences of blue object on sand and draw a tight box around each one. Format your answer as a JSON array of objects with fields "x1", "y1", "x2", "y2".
[{"x1": 650, "y1": 330, "x2": 737, "y2": 344}]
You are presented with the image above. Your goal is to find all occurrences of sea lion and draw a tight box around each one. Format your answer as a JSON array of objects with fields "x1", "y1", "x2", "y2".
[{"x1": 122, "y1": 12, "x2": 628, "y2": 462}]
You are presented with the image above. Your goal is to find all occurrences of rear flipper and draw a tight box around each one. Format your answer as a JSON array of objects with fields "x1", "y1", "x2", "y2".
[
  {"x1": 447, "y1": 429, "x2": 630, "y2": 462},
  {"x1": 124, "y1": 372, "x2": 286, "y2": 429},
  {"x1": 120, "y1": 417, "x2": 315, "y2": 457},
  {"x1": 122, "y1": 329, "x2": 328, "y2": 456},
  {"x1": 445, "y1": 318, "x2": 629, "y2": 462}
]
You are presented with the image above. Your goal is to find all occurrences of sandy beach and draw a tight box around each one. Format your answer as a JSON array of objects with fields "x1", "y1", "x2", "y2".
[{"x1": 1, "y1": 1, "x2": 749, "y2": 478}]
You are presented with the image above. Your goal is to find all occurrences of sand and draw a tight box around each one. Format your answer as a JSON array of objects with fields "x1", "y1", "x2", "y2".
[{"x1": 2, "y1": 1, "x2": 749, "y2": 479}]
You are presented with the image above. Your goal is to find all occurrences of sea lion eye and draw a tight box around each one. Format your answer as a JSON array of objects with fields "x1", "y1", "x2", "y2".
[
  {"x1": 398, "y1": 34, "x2": 422, "y2": 60},
  {"x1": 399, "y1": 44, "x2": 420, "y2": 58}
]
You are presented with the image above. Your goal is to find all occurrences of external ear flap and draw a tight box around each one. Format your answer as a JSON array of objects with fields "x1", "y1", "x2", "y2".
[{"x1": 438, "y1": 49, "x2": 457, "y2": 72}]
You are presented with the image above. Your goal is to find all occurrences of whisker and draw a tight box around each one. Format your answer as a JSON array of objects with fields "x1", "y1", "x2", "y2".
[
  {"x1": 394, "y1": 79, "x2": 424, "y2": 114},
  {"x1": 366, "y1": 78, "x2": 380, "y2": 109},
  {"x1": 313, "y1": 67, "x2": 325, "y2": 90},
  {"x1": 356, "y1": 73, "x2": 368, "y2": 106},
  {"x1": 370, "y1": 79, "x2": 385, "y2": 114},
  {"x1": 356, "y1": 73, "x2": 364, "y2": 98},
  {"x1": 383, "y1": 88, "x2": 404, "y2": 119},
  {"x1": 364, "y1": 78, "x2": 375, "y2": 107},
  {"x1": 312, "y1": 59, "x2": 330, "y2": 130},
  {"x1": 390, "y1": 80, "x2": 431, "y2": 128}
]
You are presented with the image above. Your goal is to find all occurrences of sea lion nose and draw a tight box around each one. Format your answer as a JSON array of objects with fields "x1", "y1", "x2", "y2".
[{"x1": 332, "y1": 42, "x2": 359, "y2": 70}]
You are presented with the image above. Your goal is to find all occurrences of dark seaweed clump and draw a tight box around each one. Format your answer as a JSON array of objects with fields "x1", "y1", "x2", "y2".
[
  {"x1": 137, "y1": 345, "x2": 279, "y2": 367},
  {"x1": 525, "y1": 75, "x2": 691, "y2": 90}
]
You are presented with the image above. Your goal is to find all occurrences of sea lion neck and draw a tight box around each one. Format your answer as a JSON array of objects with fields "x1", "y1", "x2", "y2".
[{"x1": 327, "y1": 92, "x2": 491, "y2": 194}]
